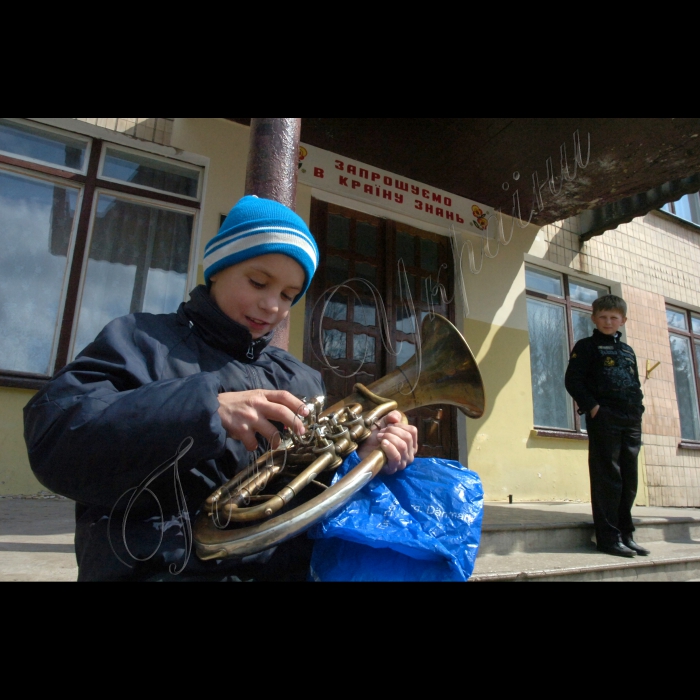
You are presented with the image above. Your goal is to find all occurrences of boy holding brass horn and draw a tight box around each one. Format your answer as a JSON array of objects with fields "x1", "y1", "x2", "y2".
[{"x1": 24, "y1": 195, "x2": 417, "y2": 581}]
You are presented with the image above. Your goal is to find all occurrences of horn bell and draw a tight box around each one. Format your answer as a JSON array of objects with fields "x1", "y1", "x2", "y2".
[{"x1": 323, "y1": 313, "x2": 485, "y2": 420}]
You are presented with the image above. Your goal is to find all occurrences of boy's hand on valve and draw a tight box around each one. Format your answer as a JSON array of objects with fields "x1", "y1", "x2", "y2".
[{"x1": 217, "y1": 389, "x2": 309, "y2": 451}]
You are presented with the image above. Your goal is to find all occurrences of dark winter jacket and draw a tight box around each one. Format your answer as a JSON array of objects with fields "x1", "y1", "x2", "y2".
[
  {"x1": 23, "y1": 285, "x2": 324, "y2": 581},
  {"x1": 564, "y1": 329, "x2": 644, "y2": 418}
]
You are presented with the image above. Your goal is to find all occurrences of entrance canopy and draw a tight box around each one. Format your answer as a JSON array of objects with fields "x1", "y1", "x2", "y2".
[{"x1": 228, "y1": 118, "x2": 700, "y2": 239}]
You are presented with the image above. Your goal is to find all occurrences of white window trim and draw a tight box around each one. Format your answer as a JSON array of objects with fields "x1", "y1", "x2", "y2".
[
  {"x1": 1, "y1": 117, "x2": 93, "y2": 175},
  {"x1": 524, "y1": 253, "x2": 625, "y2": 342},
  {"x1": 98, "y1": 141, "x2": 203, "y2": 202},
  {"x1": 28, "y1": 118, "x2": 207, "y2": 169},
  {"x1": 666, "y1": 295, "x2": 700, "y2": 317},
  {"x1": 67, "y1": 186, "x2": 201, "y2": 362},
  {"x1": 29, "y1": 118, "x2": 208, "y2": 314}
]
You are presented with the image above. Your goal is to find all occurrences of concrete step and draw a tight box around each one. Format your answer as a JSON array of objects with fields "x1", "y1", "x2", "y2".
[
  {"x1": 472, "y1": 540, "x2": 700, "y2": 581},
  {"x1": 479, "y1": 516, "x2": 700, "y2": 555},
  {"x1": 472, "y1": 502, "x2": 700, "y2": 582}
]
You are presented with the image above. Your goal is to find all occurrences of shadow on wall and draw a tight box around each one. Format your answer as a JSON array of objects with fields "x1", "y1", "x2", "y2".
[
  {"x1": 121, "y1": 118, "x2": 173, "y2": 146},
  {"x1": 464, "y1": 280, "x2": 588, "y2": 455},
  {"x1": 465, "y1": 288, "x2": 530, "y2": 432},
  {"x1": 542, "y1": 219, "x2": 585, "y2": 271}
]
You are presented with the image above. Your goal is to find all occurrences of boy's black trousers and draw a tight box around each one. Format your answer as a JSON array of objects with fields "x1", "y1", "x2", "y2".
[{"x1": 586, "y1": 406, "x2": 643, "y2": 547}]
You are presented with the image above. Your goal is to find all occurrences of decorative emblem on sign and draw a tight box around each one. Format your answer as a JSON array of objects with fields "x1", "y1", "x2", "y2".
[{"x1": 470, "y1": 205, "x2": 490, "y2": 232}]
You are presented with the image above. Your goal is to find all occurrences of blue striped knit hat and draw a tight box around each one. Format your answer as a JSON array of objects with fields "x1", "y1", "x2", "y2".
[{"x1": 203, "y1": 195, "x2": 319, "y2": 305}]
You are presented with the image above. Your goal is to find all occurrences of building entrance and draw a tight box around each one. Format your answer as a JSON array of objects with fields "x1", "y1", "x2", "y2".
[{"x1": 304, "y1": 198, "x2": 459, "y2": 459}]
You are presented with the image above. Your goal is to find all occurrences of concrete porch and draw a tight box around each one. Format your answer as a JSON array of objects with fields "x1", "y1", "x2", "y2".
[{"x1": 2, "y1": 496, "x2": 699, "y2": 582}]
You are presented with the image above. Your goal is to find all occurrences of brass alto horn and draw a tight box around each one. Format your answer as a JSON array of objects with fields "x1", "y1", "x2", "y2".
[{"x1": 193, "y1": 313, "x2": 485, "y2": 561}]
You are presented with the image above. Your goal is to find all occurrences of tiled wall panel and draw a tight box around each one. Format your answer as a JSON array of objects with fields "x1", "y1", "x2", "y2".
[
  {"x1": 75, "y1": 118, "x2": 173, "y2": 146},
  {"x1": 539, "y1": 211, "x2": 700, "y2": 507}
]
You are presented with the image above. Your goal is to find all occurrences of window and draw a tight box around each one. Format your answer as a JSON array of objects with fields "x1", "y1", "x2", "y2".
[
  {"x1": 525, "y1": 264, "x2": 609, "y2": 434},
  {"x1": 666, "y1": 306, "x2": 700, "y2": 444},
  {"x1": 662, "y1": 192, "x2": 700, "y2": 226},
  {"x1": 0, "y1": 118, "x2": 202, "y2": 389}
]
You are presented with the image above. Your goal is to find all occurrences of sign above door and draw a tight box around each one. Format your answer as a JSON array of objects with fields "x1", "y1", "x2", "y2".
[{"x1": 298, "y1": 143, "x2": 494, "y2": 239}]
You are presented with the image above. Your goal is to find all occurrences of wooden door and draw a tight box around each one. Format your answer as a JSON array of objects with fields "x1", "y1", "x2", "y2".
[{"x1": 305, "y1": 199, "x2": 459, "y2": 460}]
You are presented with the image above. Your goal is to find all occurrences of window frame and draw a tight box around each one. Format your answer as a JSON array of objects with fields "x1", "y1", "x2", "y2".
[
  {"x1": 661, "y1": 192, "x2": 700, "y2": 227},
  {"x1": 666, "y1": 304, "x2": 700, "y2": 449},
  {"x1": 97, "y1": 142, "x2": 203, "y2": 201},
  {"x1": 525, "y1": 263, "x2": 610, "y2": 438},
  {"x1": 0, "y1": 118, "x2": 204, "y2": 390},
  {"x1": 0, "y1": 164, "x2": 86, "y2": 385},
  {"x1": 0, "y1": 117, "x2": 93, "y2": 176}
]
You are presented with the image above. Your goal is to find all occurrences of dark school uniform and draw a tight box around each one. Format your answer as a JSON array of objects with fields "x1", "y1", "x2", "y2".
[{"x1": 565, "y1": 329, "x2": 644, "y2": 548}]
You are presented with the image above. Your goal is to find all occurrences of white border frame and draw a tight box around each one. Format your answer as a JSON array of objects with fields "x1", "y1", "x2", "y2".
[{"x1": 31, "y1": 119, "x2": 208, "y2": 294}]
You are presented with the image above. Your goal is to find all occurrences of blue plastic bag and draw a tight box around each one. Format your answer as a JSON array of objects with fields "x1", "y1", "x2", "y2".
[{"x1": 308, "y1": 452, "x2": 483, "y2": 581}]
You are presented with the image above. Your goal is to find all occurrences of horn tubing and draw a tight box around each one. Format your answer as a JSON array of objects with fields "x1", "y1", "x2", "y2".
[{"x1": 194, "y1": 449, "x2": 386, "y2": 560}]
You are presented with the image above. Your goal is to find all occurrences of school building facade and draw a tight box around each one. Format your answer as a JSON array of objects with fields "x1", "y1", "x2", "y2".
[{"x1": 1, "y1": 117, "x2": 699, "y2": 508}]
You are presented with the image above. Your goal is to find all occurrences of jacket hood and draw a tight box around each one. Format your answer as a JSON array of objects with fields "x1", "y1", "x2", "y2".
[{"x1": 178, "y1": 285, "x2": 272, "y2": 361}]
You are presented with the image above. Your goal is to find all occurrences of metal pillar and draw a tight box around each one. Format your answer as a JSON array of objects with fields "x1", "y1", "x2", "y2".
[{"x1": 244, "y1": 118, "x2": 302, "y2": 349}]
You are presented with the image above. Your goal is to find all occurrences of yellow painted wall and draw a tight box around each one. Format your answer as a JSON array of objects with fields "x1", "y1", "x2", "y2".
[
  {"x1": 0, "y1": 388, "x2": 43, "y2": 494},
  {"x1": 462, "y1": 317, "x2": 590, "y2": 501},
  {"x1": 450, "y1": 216, "x2": 614, "y2": 503}
]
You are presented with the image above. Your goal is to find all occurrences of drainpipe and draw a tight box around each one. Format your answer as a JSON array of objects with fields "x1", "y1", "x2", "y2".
[{"x1": 244, "y1": 118, "x2": 302, "y2": 350}]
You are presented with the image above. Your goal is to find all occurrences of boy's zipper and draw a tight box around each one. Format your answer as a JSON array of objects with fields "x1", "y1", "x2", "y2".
[
  {"x1": 246, "y1": 364, "x2": 262, "y2": 389},
  {"x1": 248, "y1": 336, "x2": 266, "y2": 359}
]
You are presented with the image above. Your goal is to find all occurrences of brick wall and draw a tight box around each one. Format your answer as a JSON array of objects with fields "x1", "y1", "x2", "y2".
[{"x1": 539, "y1": 210, "x2": 700, "y2": 507}]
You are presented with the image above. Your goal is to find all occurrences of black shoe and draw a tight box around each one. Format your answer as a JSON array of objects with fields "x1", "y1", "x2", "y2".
[
  {"x1": 596, "y1": 542, "x2": 636, "y2": 558},
  {"x1": 622, "y1": 538, "x2": 650, "y2": 556}
]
